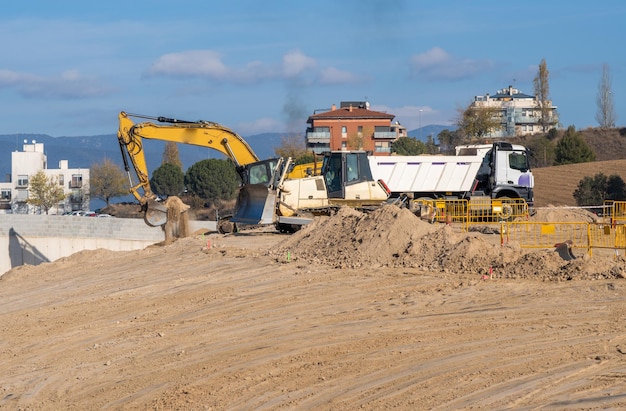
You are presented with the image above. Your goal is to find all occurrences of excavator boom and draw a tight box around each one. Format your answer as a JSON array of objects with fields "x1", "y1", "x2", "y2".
[{"x1": 117, "y1": 111, "x2": 278, "y2": 234}]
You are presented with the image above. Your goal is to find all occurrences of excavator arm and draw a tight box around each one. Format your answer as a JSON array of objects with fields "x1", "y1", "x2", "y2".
[{"x1": 117, "y1": 111, "x2": 274, "y2": 230}]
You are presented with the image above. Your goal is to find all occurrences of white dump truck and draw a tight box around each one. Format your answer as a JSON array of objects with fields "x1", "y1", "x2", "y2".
[{"x1": 368, "y1": 142, "x2": 534, "y2": 208}]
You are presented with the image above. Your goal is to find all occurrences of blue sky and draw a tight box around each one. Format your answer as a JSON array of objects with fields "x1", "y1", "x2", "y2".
[{"x1": 1, "y1": 1, "x2": 624, "y2": 137}]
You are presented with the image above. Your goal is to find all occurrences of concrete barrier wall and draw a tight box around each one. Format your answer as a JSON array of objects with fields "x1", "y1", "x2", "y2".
[{"x1": 0, "y1": 215, "x2": 216, "y2": 276}]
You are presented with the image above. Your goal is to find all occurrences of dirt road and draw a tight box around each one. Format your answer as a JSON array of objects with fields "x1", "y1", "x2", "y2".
[{"x1": 2, "y1": 210, "x2": 626, "y2": 410}]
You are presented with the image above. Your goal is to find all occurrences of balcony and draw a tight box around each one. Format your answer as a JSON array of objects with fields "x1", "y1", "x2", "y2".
[
  {"x1": 374, "y1": 146, "x2": 392, "y2": 153},
  {"x1": 373, "y1": 131, "x2": 397, "y2": 139},
  {"x1": 515, "y1": 115, "x2": 539, "y2": 125},
  {"x1": 306, "y1": 131, "x2": 331, "y2": 143}
]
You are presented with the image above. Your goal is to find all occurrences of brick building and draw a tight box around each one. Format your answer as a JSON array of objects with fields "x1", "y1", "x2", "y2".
[{"x1": 305, "y1": 101, "x2": 406, "y2": 155}]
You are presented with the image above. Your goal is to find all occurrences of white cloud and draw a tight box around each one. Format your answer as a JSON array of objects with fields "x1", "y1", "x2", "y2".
[
  {"x1": 148, "y1": 50, "x2": 229, "y2": 78},
  {"x1": 147, "y1": 49, "x2": 364, "y2": 88},
  {"x1": 148, "y1": 49, "x2": 314, "y2": 84},
  {"x1": 281, "y1": 50, "x2": 317, "y2": 77},
  {"x1": 0, "y1": 69, "x2": 112, "y2": 99},
  {"x1": 410, "y1": 47, "x2": 494, "y2": 81},
  {"x1": 317, "y1": 67, "x2": 363, "y2": 85},
  {"x1": 236, "y1": 117, "x2": 285, "y2": 135}
]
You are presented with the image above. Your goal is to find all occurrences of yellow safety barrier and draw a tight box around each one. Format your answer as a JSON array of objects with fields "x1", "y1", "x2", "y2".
[
  {"x1": 412, "y1": 198, "x2": 468, "y2": 228},
  {"x1": 467, "y1": 197, "x2": 528, "y2": 226},
  {"x1": 503, "y1": 221, "x2": 626, "y2": 257},
  {"x1": 605, "y1": 200, "x2": 626, "y2": 226},
  {"x1": 411, "y1": 198, "x2": 529, "y2": 231}
]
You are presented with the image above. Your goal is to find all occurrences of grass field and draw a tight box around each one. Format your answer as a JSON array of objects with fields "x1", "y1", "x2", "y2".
[{"x1": 532, "y1": 159, "x2": 626, "y2": 207}]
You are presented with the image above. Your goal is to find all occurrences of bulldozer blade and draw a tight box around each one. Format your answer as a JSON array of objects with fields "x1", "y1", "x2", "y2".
[
  {"x1": 231, "y1": 184, "x2": 277, "y2": 225},
  {"x1": 144, "y1": 199, "x2": 169, "y2": 227}
]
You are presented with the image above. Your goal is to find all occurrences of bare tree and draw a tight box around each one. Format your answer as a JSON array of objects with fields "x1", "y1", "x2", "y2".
[
  {"x1": 274, "y1": 134, "x2": 307, "y2": 159},
  {"x1": 533, "y1": 59, "x2": 552, "y2": 132},
  {"x1": 595, "y1": 63, "x2": 616, "y2": 128},
  {"x1": 90, "y1": 158, "x2": 128, "y2": 207}
]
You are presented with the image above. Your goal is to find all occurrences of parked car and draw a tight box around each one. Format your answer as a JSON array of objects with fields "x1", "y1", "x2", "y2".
[
  {"x1": 97, "y1": 213, "x2": 113, "y2": 218},
  {"x1": 84, "y1": 211, "x2": 97, "y2": 217}
]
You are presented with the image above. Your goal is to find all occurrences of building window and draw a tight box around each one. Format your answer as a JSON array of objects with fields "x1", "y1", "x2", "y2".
[
  {"x1": 58, "y1": 174, "x2": 64, "y2": 186},
  {"x1": 341, "y1": 126, "x2": 347, "y2": 138},
  {"x1": 17, "y1": 175, "x2": 28, "y2": 187},
  {"x1": 357, "y1": 126, "x2": 363, "y2": 137},
  {"x1": 70, "y1": 174, "x2": 83, "y2": 188},
  {"x1": 341, "y1": 142, "x2": 347, "y2": 149},
  {"x1": 0, "y1": 189, "x2": 10, "y2": 201}
]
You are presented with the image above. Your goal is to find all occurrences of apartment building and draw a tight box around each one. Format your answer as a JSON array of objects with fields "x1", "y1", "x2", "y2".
[
  {"x1": 305, "y1": 101, "x2": 406, "y2": 155},
  {"x1": 471, "y1": 85, "x2": 559, "y2": 137},
  {"x1": 0, "y1": 140, "x2": 89, "y2": 214}
]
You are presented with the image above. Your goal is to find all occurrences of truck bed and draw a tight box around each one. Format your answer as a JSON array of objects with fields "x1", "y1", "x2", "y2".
[{"x1": 369, "y1": 155, "x2": 483, "y2": 194}]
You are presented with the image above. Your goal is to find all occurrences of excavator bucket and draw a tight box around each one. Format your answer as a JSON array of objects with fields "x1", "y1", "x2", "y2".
[
  {"x1": 144, "y1": 198, "x2": 169, "y2": 227},
  {"x1": 231, "y1": 184, "x2": 277, "y2": 225}
]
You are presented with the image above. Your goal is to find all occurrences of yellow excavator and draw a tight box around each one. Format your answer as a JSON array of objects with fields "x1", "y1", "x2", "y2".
[
  {"x1": 117, "y1": 111, "x2": 294, "y2": 232},
  {"x1": 118, "y1": 111, "x2": 400, "y2": 235}
]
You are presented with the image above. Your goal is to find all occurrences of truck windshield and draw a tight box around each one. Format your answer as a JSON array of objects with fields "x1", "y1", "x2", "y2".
[{"x1": 509, "y1": 151, "x2": 529, "y2": 172}]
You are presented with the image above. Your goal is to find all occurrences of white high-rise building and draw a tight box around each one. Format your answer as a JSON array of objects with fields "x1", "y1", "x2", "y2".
[
  {"x1": 0, "y1": 140, "x2": 89, "y2": 214},
  {"x1": 471, "y1": 85, "x2": 559, "y2": 137}
]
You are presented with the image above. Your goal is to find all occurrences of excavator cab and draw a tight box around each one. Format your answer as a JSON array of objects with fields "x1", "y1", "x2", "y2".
[
  {"x1": 231, "y1": 158, "x2": 290, "y2": 225},
  {"x1": 322, "y1": 151, "x2": 373, "y2": 198}
]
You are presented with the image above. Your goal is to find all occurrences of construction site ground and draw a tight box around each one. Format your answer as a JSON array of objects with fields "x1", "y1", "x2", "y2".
[{"x1": 3, "y1": 205, "x2": 626, "y2": 410}]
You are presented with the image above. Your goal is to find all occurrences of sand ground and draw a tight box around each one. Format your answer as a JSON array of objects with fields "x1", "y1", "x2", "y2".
[{"x1": 2, "y1": 207, "x2": 626, "y2": 410}]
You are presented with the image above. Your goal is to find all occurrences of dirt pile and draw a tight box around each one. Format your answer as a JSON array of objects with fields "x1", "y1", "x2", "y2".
[
  {"x1": 272, "y1": 205, "x2": 626, "y2": 281},
  {"x1": 530, "y1": 205, "x2": 601, "y2": 222}
]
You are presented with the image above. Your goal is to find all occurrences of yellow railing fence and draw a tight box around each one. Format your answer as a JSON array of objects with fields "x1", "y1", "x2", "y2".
[
  {"x1": 411, "y1": 197, "x2": 529, "y2": 230},
  {"x1": 502, "y1": 221, "x2": 626, "y2": 257}
]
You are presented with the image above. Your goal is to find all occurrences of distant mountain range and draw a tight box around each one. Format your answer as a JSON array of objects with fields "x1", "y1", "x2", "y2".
[
  {"x1": 0, "y1": 125, "x2": 455, "y2": 180},
  {"x1": 0, "y1": 133, "x2": 286, "y2": 180},
  {"x1": 407, "y1": 125, "x2": 455, "y2": 142}
]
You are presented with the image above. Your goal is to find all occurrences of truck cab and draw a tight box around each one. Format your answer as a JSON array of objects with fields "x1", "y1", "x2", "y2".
[{"x1": 467, "y1": 142, "x2": 534, "y2": 204}]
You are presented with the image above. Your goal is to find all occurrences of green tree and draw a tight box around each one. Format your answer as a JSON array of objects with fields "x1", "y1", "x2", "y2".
[
  {"x1": 533, "y1": 58, "x2": 553, "y2": 132},
  {"x1": 391, "y1": 136, "x2": 426, "y2": 155},
  {"x1": 424, "y1": 135, "x2": 439, "y2": 154},
  {"x1": 294, "y1": 152, "x2": 315, "y2": 165},
  {"x1": 456, "y1": 104, "x2": 501, "y2": 139},
  {"x1": 27, "y1": 171, "x2": 66, "y2": 214},
  {"x1": 150, "y1": 163, "x2": 184, "y2": 197},
  {"x1": 546, "y1": 127, "x2": 559, "y2": 140},
  {"x1": 606, "y1": 175, "x2": 626, "y2": 201},
  {"x1": 554, "y1": 126, "x2": 595, "y2": 165},
  {"x1": 526, "y1": 136, "x2": 556, "y2": 168},
  {"x1": 90, "y1": 159, "x2": 128, "y2": 206},
  {"x1": 162, "y1": 142, "x2": 183, "y2": 168},
  {"x1": 437, "y1": 129, "x2": 464, "y2": 155},
  {"x1": 573, "y1": 173, "x2": 626, "y2": 206},
  {"x1": 573, "y1": 175, "x2": 604, "y2": 206},
  {"x1": 184, "y1": 159, "x2": 239, "y2": 203}
]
